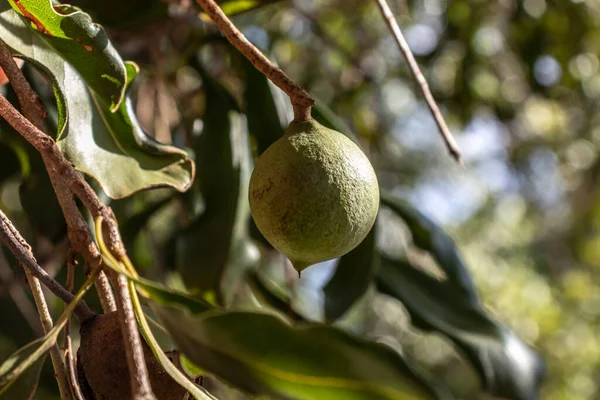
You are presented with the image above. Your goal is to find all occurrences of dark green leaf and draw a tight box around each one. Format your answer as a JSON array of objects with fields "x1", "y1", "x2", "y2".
[
  {"x1": 121, "y1": 196, "x2": 173, "y2": 250},
  {"x1": 242, "y1": 55, "x2": 286, "y2": 154},
  {"x1": 0, "y1": 9, "x2": 195, "y2": 199},
  {"x1": 153, "y1": 305, "x2": 440, "y2": 400},
  {"x1": 177, "y1": 62, "x2": 255, "y2": 305},
  {"x1": 378, "y1": 193, "x2": 545, "y2": 400},
  {"x1": 245, "y1": 269, "x2": 305, "y2": 321},
  {"x1": 8, "y1": 0, "x2": 127, "y2": 110},
  {"x1": 103, "y1": 255, "x2": 442, "y2": 400},
  {"x1": 380, "y1": 191, "x2": 478, "y2": 302},
  {"x1": 323, "y1": 225, "x2": 378, "y2": 322}
]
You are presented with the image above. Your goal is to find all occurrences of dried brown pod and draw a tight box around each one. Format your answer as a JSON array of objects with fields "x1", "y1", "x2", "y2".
[{"x1": 77, "y1": 311, "x2": 187, "y2": 400}]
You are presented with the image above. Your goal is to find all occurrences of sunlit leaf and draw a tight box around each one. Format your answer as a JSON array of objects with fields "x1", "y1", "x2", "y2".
[
  {"x1": 154, "y1": 305, "x2": 440, "y2": 400},
  {"x1": 0, "y1": 9, "x2": 195, "y2": 199},
  {"x1": 380, "y1": 192, "x2": 478, "y2": 299},
  {"x1": 7, "y1": 0, "x2": 127, "y2": 110}
]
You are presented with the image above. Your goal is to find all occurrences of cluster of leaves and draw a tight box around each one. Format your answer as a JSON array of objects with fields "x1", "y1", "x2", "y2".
[{"x1": 0, "y1": 1, "x2": 549, "y2": 399}]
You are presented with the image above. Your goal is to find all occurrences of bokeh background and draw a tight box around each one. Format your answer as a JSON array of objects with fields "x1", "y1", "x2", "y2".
[{"x1": 0, "y1": 0, "x2": 598, "y2": 399}]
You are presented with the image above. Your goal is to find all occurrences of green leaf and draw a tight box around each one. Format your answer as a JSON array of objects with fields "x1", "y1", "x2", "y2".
[
  {"x1": 153, "y1": 304, "x2": 439, "y2": 400},
  {"x1": 0, "y1": 344, "x2": 46, "y2": 400},
  {"x1": 323, "y1": 225, "x2": 378, "y2": 322},
  {"x1": 61, "y1": 62, "x2": 195, "y2": 199},
  {"x1": 0, "y1": 9, "x2": 195, "y2": 199},
  {"x1": 245, "y1": 269, "x2": 305, "y2": 321},
  {"x1": 97, "y1": 244, "x2": 440, "y2": 400},
  {"x1": 378, "y1": 193, "x2": 545, "y2": 400},
  {"x1": 242, "y1": 55, "x2": 286, "y2": 154},
  {"x1": 180, "y1": 354, "x2": 204, "y2": 378},
  {"x1": 177, "y1": 62, "x2": 255, "y2": 305},
  {"x1": 380, "y1": 192, "x2": 478, "y2": 300},
  {"x1": 121, "y1": 196, "x2": 173, "y2": 250},
  {"x1": 8, "y1": 0, "x2": 127, "y2": 110}
]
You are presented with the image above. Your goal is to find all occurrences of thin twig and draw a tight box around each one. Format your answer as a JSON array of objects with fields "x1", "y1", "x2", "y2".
[
  {"x1": 374, "y1": 0, "x2": 462, "y2": 163},
  {"x1": 0, "y1": 209, "x2": 95, "y2": 323},
  {"x1": 25, "y1": 267, "x2": 73, "y2": 399},
  {"x1": 64, "y1": 256, "x2": 86, "y2": 400},
  {"x1": 108, "y1": 270, "x2": 157, "y2": 400},
  {"x1": 195, "y1": 0, "x2": 315, "y2": 121},
  {"x1": 52, "y1": 179, "x2": 116, "y2": 311},
  {"x1": 0, "y1": 248, "x2": 42, "y2": 335}
]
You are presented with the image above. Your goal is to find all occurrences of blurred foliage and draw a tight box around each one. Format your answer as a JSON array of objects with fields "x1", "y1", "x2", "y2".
[{"x1": 1, "y1": 0, "x2": 599, "y2": 399}]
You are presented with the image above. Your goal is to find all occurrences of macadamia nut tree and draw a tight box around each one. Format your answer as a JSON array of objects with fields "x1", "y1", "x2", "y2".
[{"x1": 0, "y1": 0, "x2": 563, "y2": 399}]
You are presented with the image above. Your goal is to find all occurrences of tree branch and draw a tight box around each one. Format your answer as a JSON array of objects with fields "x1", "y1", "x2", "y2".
[
  {"x1": 25, "y1": 267, "x2": 72, "y2": 399},
  {"x1": 0, "y1": 40, "x2": 117, "y2": 313},
  {"x1": 0, "y1": 92, "x2": 155, "y2": 399},
  {"x1": 64, "y1": 256, "x2": 87, "y2": 400},
  {"x1": 109, "y1": 270, "x2": 157, "y2": 400},
  {"x1": 0, "y1": 38, "x2": 155, "y2": 398},
  {"x1": 195, "y1": 0, "x2": 315, "y2": 121},
  {"x1": 95, "y1": 270, "x2": 117, "y2": 313},
  {"x1": 374, "y1": 0, "x2": 462, "y2": 163}
]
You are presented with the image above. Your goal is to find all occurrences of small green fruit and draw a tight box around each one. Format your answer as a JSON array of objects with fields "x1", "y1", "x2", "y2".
[{"x1": 249, "y1": 118, "x2": 379, "y2": 272}]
